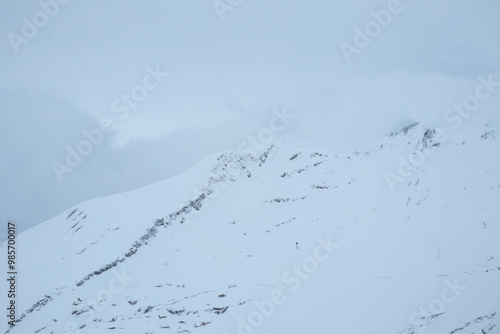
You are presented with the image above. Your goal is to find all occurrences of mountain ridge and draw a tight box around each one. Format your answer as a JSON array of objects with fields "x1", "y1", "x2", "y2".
[{"x1": 2, "y1": 118, "x2": 499, "y2": 334}]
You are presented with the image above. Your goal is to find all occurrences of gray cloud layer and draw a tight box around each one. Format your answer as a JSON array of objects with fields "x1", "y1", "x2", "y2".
[{"x1": 0, "y1": 0, "x2": 499, "y2": 234}]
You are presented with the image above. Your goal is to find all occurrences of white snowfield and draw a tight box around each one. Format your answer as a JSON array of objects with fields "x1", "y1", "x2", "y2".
[{"x1": 1, "y1": 118, "x2": 499, "y2": 334}]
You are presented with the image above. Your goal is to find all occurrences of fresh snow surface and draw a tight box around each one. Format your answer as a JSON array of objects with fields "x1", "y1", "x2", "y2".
[{"x1": 1, "y1": 117, "x2": 499, "y2": 334}]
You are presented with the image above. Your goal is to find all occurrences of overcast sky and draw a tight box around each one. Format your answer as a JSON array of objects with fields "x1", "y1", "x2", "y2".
[{"x1": 1, "y1": 0, "x2": 499, "y2": 235}]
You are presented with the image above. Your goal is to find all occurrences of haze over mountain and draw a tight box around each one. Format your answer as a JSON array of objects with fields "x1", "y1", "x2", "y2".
[
  {"x1": 1, "y1": 0, "x2": 500, "y2": 233},
  {"x1": 0, "y1": 1, "x2": 499, "y2": 333}
]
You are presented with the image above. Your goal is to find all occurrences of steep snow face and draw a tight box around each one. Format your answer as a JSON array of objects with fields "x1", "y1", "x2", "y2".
[{"x1": 1, "y1": 118, "x2": 499, "y2": 334}]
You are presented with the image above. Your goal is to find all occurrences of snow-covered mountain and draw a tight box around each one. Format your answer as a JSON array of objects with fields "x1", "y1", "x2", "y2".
[{"x1": 2, "y1": 118, "x2": 499, "y2": 334}]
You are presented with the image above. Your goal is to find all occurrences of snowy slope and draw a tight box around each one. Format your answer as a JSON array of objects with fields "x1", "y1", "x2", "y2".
[{"x1": 1, "y1": 117, "x2": 499, "y2": 334}]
